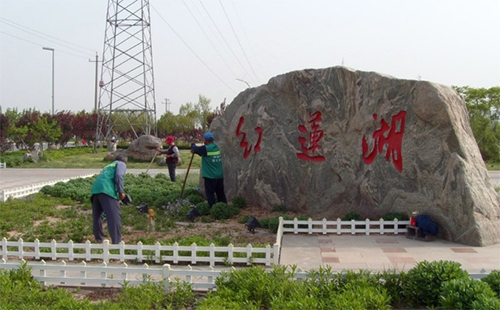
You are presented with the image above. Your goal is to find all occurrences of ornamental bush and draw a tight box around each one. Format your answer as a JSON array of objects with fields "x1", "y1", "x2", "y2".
[
  {"x1": 403, "y1": 260, "x2": 469, "y2": 308},
  {"x1": 481, "y1": 269, "x2": 500, "y2": 298},
  {"x1": 439, "y1": 277, "x2": 499, "y2": 310}
]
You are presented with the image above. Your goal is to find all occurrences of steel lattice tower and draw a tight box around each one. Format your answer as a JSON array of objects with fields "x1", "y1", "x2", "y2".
[{"x1": 96, "y1": 0, "x2": 156, "y2": 146}]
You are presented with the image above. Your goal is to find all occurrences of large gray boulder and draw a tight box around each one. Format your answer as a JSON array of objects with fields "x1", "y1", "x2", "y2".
[
  {"x1": 127, "y1": 135, "x2": 161, "y2": 161},
  {"x1": 210, "y1": 66, "x2": 500, "y2": 246}
]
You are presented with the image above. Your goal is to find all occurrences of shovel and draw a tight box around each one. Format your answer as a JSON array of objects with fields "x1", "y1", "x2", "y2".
[{"x1": 180, "y1": 152, "x2": 195, "y2": 199}]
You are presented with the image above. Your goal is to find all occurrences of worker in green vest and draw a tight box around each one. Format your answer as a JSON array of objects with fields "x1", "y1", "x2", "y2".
[
  {"x1": 191, "y1": 132, "x2": 227, "y2": 207},
  {"x1": 90, "y1": 153, "x2": 127, "y2": 244}
]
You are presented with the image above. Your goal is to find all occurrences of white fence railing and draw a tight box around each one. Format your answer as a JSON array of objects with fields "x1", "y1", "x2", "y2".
[
  {"x1": 0, "y1": 174, "x2": 95, "y2": 202},
  {"x1": 1, "y1": 238, "x2": 279, "y2": 267},
  {"x1": 0, "y1": 162, "x2": 6, "y2": 169},
  {"x1": 1, "y1": 219, "x2": 409, "y2": 267},
  {"x1": 281, "y1": 218, "x2": 410, "y2": 235},
  {"x1": 0, "y1": 259, "x2": 489, "y2": 292}
]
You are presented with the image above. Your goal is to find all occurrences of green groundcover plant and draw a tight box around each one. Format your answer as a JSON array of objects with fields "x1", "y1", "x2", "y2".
[{"x1": 3, "y1": 262, "x2": 498, "y2": 309}]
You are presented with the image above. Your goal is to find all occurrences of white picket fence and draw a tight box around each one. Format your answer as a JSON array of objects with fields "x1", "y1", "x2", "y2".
[
  {"x1": 0, "y1": 173, "x2": 95, "y2": 202},
  {"x1": 1, "y1": 238, "x2": 279, "y2": 267},
  {"x1": 0, "y1": 259, "x2": 488, "y2": 292},
  {"x1": 1, "y1": 218, "x2": 407, "y2": 267},
  {"x1": 281, "y1": 217, "x2": 409, "y2": 235}
]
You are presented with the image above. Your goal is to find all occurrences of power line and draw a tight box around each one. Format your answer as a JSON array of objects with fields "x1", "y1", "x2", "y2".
[
  {"x1": 150, "y1": 4, "x2": 236, "y2": 93},
  {"x1": 219, "y1": 0, "x2": 260, "y2": 85},
  {"x1": 0, "y1": 31, "x2": 90, "y2": 60},
  {"x1": 182, "y1": 0, "x2": 239, "y2": 79},
  {"x1": 229, "y1": 0, "x2": 264, "y2": 84},
  {"x1": 197, "y1": 0, "x2": 257, "y2": 85},
  {"x1": 0, "y1": 17, "x2": 96, "y2": 57}
]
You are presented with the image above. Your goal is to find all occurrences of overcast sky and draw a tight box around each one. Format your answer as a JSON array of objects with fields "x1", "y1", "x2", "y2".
[{"x1": 1, "y1": 0, "x2": 499, "y2": 116}]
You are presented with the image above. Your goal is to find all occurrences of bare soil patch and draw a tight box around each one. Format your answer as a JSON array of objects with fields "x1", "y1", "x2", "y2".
[{"x1": 120, "y1": 205, "x2": 294, "y2": 246}]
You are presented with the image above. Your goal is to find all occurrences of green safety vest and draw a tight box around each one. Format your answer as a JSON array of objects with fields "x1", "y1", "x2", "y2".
[
  {"x1": 91, "y1": 161, "x2": 119, "y2": 199},
  {"x1": 202, "y1": 143, "x2": 224, "y2": 179}
]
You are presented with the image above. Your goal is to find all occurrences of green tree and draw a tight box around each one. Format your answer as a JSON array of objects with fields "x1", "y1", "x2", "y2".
[
  {"x1": 196, "y1": 94, "x2": 212, "y2": 131},
  {"x1": 454, "y1": 86, "x2": 500, "y2": 161},
  {"x1": 31, "y1": 114, "x2": 62, "y2": 146}
]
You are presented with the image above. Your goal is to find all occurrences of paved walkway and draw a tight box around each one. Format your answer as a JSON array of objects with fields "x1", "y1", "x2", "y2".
[{"x1": 1, "y1": 168, "x2": 499, "y2": 274}]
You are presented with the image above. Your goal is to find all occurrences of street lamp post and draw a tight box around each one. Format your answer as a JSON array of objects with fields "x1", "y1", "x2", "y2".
[{"x1": 42, "y1": 47, "x2": 55, "y2": 115}]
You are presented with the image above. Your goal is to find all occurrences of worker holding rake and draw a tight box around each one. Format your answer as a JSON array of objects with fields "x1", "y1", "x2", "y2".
[{"x1": 191, "y1": 132, "x2": 227, "y2": 207}]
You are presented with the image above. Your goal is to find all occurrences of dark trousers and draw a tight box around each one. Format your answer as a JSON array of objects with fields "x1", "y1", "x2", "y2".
[
  {"x1": 92, "y1": 193, "x2": 122, "y2": 244},
  {"x1": 167, "y1": 161, "x2": 176, "y2": 182},
  {"x1": 204, "y1": 177, "x2": 227, "y2": 207}
]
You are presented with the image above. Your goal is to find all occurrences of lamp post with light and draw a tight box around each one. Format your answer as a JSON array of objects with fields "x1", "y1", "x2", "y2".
[{"x1": 42, "y1": 47, "x2": 55, "y2": 115}]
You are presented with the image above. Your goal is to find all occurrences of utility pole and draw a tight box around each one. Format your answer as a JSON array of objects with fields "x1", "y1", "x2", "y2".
[
  {"x1": 89, "y1": 53, "x2": 102, "y2": 113},
  {"x1": 162, "y1": 98, "x2": 170, "y2": 114}
]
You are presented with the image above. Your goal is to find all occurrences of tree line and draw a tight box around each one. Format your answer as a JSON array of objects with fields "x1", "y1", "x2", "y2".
[
  {"x1": 1, "y1": 88, "x2": 500, "y2": 161},
  {"x1": 0, "y1": 95, "x2": 224, "y2": 152}
]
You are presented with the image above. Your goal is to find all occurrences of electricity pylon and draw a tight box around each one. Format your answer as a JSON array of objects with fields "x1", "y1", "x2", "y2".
[{"x1": 95, "y1": 0, "x2": 157, "y2": 148}]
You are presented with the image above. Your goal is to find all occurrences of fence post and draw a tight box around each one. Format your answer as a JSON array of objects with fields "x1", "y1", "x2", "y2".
[
  {"x1": 173, "y1": 242, "x2": 179, "y2": 264},
  {"x1": 351, "y1": 220, "x2": 356, "y2": 235},
  {"x1": 100, "y1": 261, "x2": 107, "y2": 286},
  {"x1": 85, "y1": 240, "x2": 91, "y2": 261},
  {"x1": 137, "y1": 241, "x2": 143, "y2": 263},
  {"x1": 336, "y1": 218, "x2": 341, "y2": 235},
  {"x1": 119, "y1": 241, "x2": 125, "y2": 262},
  {"x1": 246, "y1": 244, "x2": 253, "y2": 265},
  {"x1": 394, "y1": 219, "x2": 399, "y2": 235},
  {"x1": 293, "y1": 218, "x2": 298, "y2": 234},
  {"x1": 1, "y1": 238, "x2": 6, "y2": 259},
  {"x1": 273, "y1": 243, "x2": 279, "y2": 265},
  {"x1": 163, "y1": 264, "x2": 171, "y2": 292},
  {"x1": 60, "y1": 260, "x2": 67, "y2": 285},
  {"x1": 380, "y1": 218, "x2": 385, "y2": 235},
  {"x1": 120, "y1": 262, "x2": 128, "y2": 281},
  {"x1": 80, "y1": 261, "x2": 87, "y2": 285},
  {"x1": 18, "y1": 238, "x2": 24, "y2": 260},
  {"x1": 68, "y1": 240, "x2": 74, "y2": 261},
  {"x1": 191, "y1": 243, "x2": 197, "y2": 264},
  {"x1": 209, "y1": 243, "x2": 215, "y2": 267},
  {"x1": 51, "y1": 239, "x2": 57, "y2": 260},
  {"x1": 103, "y1": 240, "x2": 109, "y2": 263},
  {"x1": 308, "y1": 218, "x2": 313, "y2": 234},
  {"x1": 365, "y1": 219, "x2": 370, "y2": 236},
  {"x1": 322, "y1": 218, "x2": 327, "y2": 235},
  {"x1": 40, "y1": 260, "x2": 47, "y2": 286},
  {"x1": 265, "y1": 244, "x2": 271, "y2": 266},
  {"x1": 35, "y1": 239, "x2": 40, "y2": 260},
  {"x1": 155, "y1": 242, "x2": 161, "y2": 263},
  {"x1": 228, "y1": 243, "x2": 234, "y2": 266}
]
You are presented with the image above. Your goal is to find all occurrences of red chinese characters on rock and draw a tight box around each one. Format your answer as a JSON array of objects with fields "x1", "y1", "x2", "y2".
[
  {"x1": 361, "y1": 110, "x2": 407, "y2": 172},
  {"x1": 296, "y1": 111, "x2": 326, "y2": 162},
  {"x1": 236, "y1": 116, "x2": 263, "y2": 159}
]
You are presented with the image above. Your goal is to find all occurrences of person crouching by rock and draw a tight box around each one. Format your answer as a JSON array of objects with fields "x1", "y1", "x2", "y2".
[
  {"x1": 90, "y1": 153, "x2": 127, "y2": 244},
  {"x1": 157, "y1": 136, "x2": 179, "y2": 182},
  {"x1": 191, "y1": 132, "x2": 227, "y2": 207}
]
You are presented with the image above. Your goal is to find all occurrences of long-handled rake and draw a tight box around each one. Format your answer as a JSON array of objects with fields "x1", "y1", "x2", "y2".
[
  {"x1": 145, "y1": 151, "x2": 158, "y2": 174},
  {"x1": 180, "y1": 152, "x2": 195, "y2": 199}
]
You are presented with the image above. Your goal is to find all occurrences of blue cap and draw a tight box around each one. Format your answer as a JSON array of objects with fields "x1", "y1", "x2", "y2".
[{"x1": 203, "y1": 132, "x2": 214, "y2": 140}]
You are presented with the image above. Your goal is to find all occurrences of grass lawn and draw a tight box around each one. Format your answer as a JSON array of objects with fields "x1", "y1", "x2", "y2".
[{"x1": 12, "y1": 149, "x2": 201, "y2": 169}]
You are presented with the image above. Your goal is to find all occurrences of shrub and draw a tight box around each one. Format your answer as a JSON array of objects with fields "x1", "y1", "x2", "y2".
[
  {"x1": 342, "y1": 211, "x2": 362, "y2": 221},
  {"x1": 439, "y1": 277, "x2": 499, "y2": 310},
  {"x1": 382, "y1": 212, "x2": 408, "y2": 221},
  {"x1": 186, "y1": 194, "x2": 204, "y2": 205},
  {"x1": 210, "y1": 202, "x2": 231, "y2": 220},
  {"x1": 481, "y1": 269, "x2": 500, "y2": 298},
  {"x1": 196, "y1": 202, "x2": 211, "y2": 216},
  {"x1": 232, "y1": 196, "x2": 247, "y2": 209},
  {"x1": 271, "y1": 204, "x2": 287, "y2": 212},
  {"x1": 404, "y1": 260, "x2": 469, "y2": 307}
]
